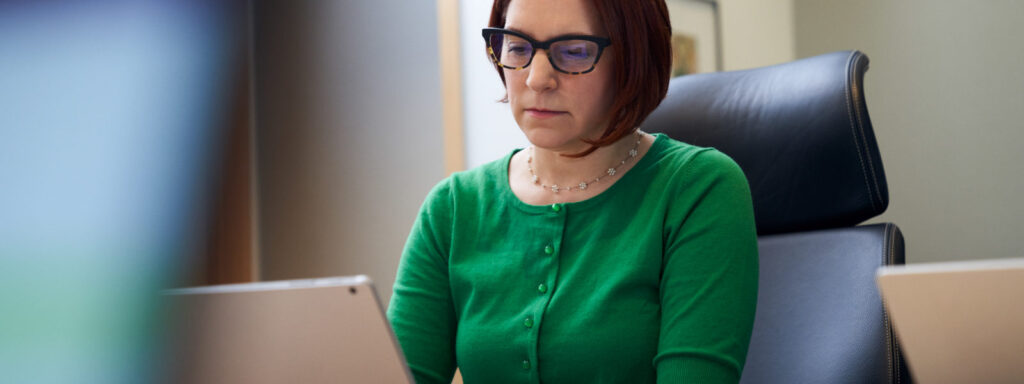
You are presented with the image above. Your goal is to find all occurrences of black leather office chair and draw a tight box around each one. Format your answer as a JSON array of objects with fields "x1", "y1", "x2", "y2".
[{"x1": 644, "y1": 51, "x2": 911, "y2": 383}]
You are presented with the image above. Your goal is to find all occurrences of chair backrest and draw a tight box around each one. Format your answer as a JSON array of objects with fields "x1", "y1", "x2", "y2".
[
  {"x1": 644, "y1": 51, "x2": 911, "y2": 383},
  {"x1": 645, "y1": 50, "x2": 886, "y2": 235}
]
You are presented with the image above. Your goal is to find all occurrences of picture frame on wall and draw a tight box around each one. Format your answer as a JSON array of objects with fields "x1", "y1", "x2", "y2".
[{"x1": 665, "y1": 0, "x2": 722, "y2": 76}]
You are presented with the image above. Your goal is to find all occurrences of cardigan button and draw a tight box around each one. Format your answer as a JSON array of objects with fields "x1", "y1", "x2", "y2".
[
  {"x1": 524, "y1": 317, "x2": 534, "y2": 328},
  {"x1": 537, "y1": 284, "x2": 548, "y2": 293},
  {"x1": 550, "y1": 203, "x2": 561, "y2": 212},
  {"x1": 544, "y1": 245, "x2": 553, "y2": 255},
  {"x1": 522, "y1": 360, "x2": 531, "y2": 370}
]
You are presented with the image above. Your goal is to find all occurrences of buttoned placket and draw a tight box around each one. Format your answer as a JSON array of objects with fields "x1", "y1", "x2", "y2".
[{"x1": 522, "y1": 203, "x2": 566, "y2": 382}]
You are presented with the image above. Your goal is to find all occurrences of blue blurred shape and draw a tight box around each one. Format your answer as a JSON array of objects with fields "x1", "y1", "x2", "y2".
[{"x1": 0, "y1": 1, "x2": 242, "y2": 382}]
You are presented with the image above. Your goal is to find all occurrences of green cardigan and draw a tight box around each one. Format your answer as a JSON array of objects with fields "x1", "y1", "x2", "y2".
[{"x1": 387, "y1": 134, "x2": 759, "y2": 383}]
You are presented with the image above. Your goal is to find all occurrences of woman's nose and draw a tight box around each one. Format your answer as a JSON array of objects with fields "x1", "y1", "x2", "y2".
[{"x1": 525, "y1": 50, "x2": 557, "y2": 92}]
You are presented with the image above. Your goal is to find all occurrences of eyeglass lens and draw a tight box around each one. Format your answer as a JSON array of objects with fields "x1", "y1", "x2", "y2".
[{"x1": 489, "y1": 32, "x2": 601, "y2": 73}]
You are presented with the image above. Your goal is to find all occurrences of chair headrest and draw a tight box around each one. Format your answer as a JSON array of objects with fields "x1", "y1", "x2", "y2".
[{"x1": 643, "y1": 50, "x2": 888, "y2": 235}]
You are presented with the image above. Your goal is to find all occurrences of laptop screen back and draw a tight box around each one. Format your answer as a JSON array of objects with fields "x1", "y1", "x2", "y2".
[
  {"x1": 877, "y1": 259, "x2": 1024, "y2": 384},
  {"x1": 163, "y1": 276, "x2": 413, "y2": 384}
]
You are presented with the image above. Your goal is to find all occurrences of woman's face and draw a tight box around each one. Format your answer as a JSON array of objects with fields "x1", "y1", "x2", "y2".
[{"x1": 503, "y1": 0, "x2": 616, "y2": 153}]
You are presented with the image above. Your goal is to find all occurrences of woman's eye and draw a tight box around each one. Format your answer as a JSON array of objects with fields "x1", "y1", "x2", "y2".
[
  {"x1": 507, "y1": 44, "x2": 530, "y2": 56},
  {"x1": 557, "y1": 43, "x2": 592, "y2": 59}
]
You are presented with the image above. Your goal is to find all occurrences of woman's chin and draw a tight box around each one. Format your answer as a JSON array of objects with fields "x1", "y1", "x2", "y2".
[{"x1": 522, "y1": 129, "x2": 585, "y2": 152}]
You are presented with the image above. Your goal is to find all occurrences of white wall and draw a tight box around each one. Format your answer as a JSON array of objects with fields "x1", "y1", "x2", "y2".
[
  {"x1": 719, "y1": 0, "x2": 795, "y2": 71},
  {"x1": 254, "y1": 1, "x2": 445, "y2": 304},
  {"x1": 665, "y1": 1, "x2": 720, "y2": 74},
  {"x1": 795, "y1": 0, "x2": 1024, "y2": 263},
  {"x1": 459, "y1": 0, "x2": 796, "y2": 168}
]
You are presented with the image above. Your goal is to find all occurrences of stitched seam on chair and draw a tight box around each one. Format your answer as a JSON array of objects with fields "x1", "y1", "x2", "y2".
[
  {"x1": 851, "y1": 53, "x2": 884, "y2": 207},
  {"x1": 884, "y1": 223, "x2": 897, "y2": 384},
  {"x1": 889, "y1": 224, "x2": 902, "y2": 384},
  {"x1": 843, "y1": 51, "x2": 878, "y2": 212},
  {"x1": 881, "y1": 223, "x2": 893, "y2": 383}
]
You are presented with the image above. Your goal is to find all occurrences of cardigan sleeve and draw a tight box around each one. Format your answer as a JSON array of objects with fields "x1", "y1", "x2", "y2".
[
  {"x1": 387, "y1": 178, "x2": 458, "y2": 384},
  {"x1": 654, "y1": 149, "x2": 760, "y2": 383}
]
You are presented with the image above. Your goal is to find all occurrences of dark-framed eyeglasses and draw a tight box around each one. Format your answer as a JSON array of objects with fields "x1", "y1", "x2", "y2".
[{"x1": 481, "y1": 27, "x2": 612, "y2": 75}]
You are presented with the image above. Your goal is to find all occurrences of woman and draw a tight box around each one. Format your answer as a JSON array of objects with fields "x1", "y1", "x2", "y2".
[{"x1": 387, "y1": 0, "x2": 758, "y2": 383}]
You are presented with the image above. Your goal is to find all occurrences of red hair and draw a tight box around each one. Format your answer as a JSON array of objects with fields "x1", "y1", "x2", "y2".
[{"x1": 488, "y1": 0, "x2": 673, "y2": 157}]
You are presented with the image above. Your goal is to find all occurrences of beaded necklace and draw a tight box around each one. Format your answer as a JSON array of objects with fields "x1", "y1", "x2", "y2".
[{"x1": 527, "y1": 131, "x2": 642, "y2": 193}]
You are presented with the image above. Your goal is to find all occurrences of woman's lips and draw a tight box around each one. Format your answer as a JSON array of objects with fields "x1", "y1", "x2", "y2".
[{"x1": 525, "y1": 109, "x2": 566, "y2": 119}]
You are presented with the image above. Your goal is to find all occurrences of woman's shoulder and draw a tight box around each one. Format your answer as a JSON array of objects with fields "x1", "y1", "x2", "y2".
[
  {"x1": 421, "y1": 149, "x2": 517, "y2": 204},
  {"x1": 648, "y1": 134, "x2": 755, "y2": 226},
  {"x1": 447, "y1": 150, "x2": 515, "y2": 189},
  {"x1": 649, "y1": 134, "x2": 745, "y2": 180}
]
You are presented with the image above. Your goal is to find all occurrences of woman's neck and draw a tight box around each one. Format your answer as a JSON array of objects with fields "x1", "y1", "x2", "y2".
[{"x1": 530, "y1": 131, "x2": 641, "y2": 189}]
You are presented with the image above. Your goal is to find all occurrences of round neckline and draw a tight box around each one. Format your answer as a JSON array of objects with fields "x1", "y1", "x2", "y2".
[{"x1": 501, "y1": 133, "x2": 667, "y2": 213}]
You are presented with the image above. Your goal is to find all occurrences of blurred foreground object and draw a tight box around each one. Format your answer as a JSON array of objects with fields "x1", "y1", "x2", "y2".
[{"x1": 0, "y1": 1, "x2": 247, "y2": 382}]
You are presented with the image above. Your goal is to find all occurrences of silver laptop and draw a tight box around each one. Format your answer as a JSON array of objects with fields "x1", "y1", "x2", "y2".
[
  {"x1": 162, "y1": 275, "x2": 413, "y2": 384},
  {"x1": 876, "y1": 258, "x2": 1024, "y2": 384}
]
